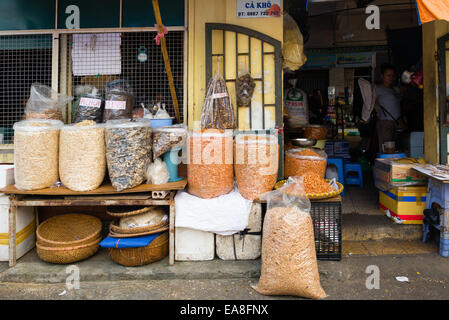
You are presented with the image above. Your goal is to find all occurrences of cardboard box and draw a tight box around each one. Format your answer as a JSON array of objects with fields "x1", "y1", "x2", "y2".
[
  {"x1": 373, "y1": 158, "x2": 427, "y2": 189},
  {"x1": 379, "y1": 186, "x2": 427, "y2": 224}
]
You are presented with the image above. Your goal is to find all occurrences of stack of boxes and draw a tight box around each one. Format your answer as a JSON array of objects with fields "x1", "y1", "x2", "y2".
[{"x1": 373, "y1": 158, "x2": 428, "y2": 224}]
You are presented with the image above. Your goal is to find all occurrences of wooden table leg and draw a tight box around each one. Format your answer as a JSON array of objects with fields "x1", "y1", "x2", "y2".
[
  {"x1": 8, "y1": 197, "x2": 17, "y2": 268},
  {"x1": 169, "y1": 195, "x2": 175, "y2": 266}
]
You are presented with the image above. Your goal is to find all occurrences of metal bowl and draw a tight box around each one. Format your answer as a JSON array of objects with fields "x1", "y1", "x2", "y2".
[{"x1": 289, "y1": 138, "x2": 317, "y2": 147}]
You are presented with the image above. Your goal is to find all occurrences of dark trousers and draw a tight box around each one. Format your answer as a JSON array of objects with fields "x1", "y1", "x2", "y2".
[{"x1": 376, "y1": 120, "x2": 397, "y2": 153}]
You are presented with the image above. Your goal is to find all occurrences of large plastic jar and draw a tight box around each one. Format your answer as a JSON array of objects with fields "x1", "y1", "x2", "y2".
[
  {"x1": 187, "y1": 129, "x2": 234, "y2": 199},
  {"x1": 59, "y1": 120, "x2": 106, "y2": 191},
  {"x1": 234, "y1": 133, "x2": 279, "y2": 200},
  {"x1": 13, "y1": 119, "x2": 63, "y2": 190},
  {"x1": 284, "y1": 148, "x2": 327, "y2": 179},
  {"x1": 105, "y1": 119, "x2": 152, "y2": 191}
]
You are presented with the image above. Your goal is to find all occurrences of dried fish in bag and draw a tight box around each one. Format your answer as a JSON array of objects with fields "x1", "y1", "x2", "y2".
[
  {"x1": 105, "y1": 119, "x2": 152, "y2": 191},
  {"x1": 200, "y1": 73, "x2": 236, "y2": 129}
]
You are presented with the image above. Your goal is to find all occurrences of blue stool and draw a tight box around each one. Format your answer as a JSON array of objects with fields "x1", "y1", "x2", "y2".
[
  {"x1": 327, "y1": 158, "x2": 345, "y2": 196},
  {"x1": 344, "y1": 163, "x2": 363, "y2": 188}
]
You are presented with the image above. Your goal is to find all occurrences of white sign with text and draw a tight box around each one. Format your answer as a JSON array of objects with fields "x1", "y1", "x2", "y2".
[{"x1": 237, "y1": 0, "x2": 281, "y2": 18}]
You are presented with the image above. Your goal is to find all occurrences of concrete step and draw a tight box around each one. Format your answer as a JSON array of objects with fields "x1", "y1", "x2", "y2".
[{"x1": 343, "y1": 214, "x2": 423, "y2": 241}]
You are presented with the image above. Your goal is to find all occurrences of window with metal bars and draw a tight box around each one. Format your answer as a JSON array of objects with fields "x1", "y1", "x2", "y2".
[
  {"x1": 62, "y1": 31, "x2": 185, "y2": 123},
  {"x1": 0, "y1": 34, "x2": 53, "y2": 144}
]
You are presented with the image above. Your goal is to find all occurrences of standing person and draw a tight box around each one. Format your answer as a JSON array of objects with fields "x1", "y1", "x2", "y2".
[{"x1": 375, "y1": 63, "x2": 402, "y2": 153}]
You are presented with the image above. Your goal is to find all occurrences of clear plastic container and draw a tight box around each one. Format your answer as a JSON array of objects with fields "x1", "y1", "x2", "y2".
[
  {"x1": 187, "y1": 130, "x2": 234, "y2": 199},
  {"x1": 105, "y1": 119, "x2": 152, "y2": 191},
  {"x1": 59, "y1": 121, "x2": 106, "y2": 191},
  {"x1": 234, "y1": 133, "x2": 279, "y2": 200},
  {"x1": 284, "y1": 148, "x2": 327, "y2": 179},
  {"x1": 13, "y1": 119, "x2": 63, "y2": 190}
]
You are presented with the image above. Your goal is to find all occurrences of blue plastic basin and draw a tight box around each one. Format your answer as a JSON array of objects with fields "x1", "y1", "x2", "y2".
[{"x1": 150, "y1": 118, "x2": 174, "y2": 128}]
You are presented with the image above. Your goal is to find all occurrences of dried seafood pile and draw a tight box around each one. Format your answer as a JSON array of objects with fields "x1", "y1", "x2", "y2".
[
  {"x1": 200, "y1": 73, "x2": 236, "y2": 129},
  {"x1": 59, "y1": 120, "x2": 106, "y2": 191},
  {"x1": 13, "y1": 120, "x2": 63, "y2": 190},
  {"x1": 105, "y1": 120, "x2": 152, "y2": 191}
]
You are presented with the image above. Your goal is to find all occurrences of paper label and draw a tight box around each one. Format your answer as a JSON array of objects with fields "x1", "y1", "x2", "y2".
[
  {"x1": 79, "y1": 97, "x2": 102, "y2": 108},
  {"x1": 105, "y1": 100, "x2": 126, "y2": 110},
  {"x1": 212, "y1": 92, "x2": 229, "y2": 99}
]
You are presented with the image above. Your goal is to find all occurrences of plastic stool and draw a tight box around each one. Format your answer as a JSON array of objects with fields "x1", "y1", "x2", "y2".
[
  {"x1": 327, "y1": 158, "x2": 345, "y2": 196},
  {"x1": 344, "y1": 163, "x2": 363, "y2": 188}
]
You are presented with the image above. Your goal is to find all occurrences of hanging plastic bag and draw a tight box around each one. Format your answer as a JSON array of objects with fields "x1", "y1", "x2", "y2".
[
  {"x1": 25, "y1": 83, "x2": 73, "y2": 121},
  {"x1": 146, "y1": 158, "x2": 170, "y2": 185},
  {"x1": 252, "y1": 176, "x2": 327, "y2": 299},
  {"x1": 283, "y1": 13, "x2": 307, "y2": 72},
  {"x1": 235, "y1": 73, "x2": 256, "y2": 107},
  {"x1": 73, "y1": 85, "x2": 104, "y2": 123},
  {"x1": 200, "y1": 73, "x2": 236, "y2": 129}
]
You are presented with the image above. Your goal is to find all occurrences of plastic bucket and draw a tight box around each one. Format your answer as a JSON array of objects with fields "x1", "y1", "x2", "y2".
[{"x1": 150, "y1": 118, "x2": 174, "y2": 128}]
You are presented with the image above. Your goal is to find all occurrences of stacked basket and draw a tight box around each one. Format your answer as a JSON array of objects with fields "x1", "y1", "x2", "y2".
[
  {"x1": 36, "y1": 214, "x2": 102, "y2": 264},
  {"x1": 104, "y1": 206, "x2": 169, "y2": 267}
]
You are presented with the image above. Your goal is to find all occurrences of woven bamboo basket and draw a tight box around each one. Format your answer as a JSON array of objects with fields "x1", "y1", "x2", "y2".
[
  {"x1": 109, "y1": 219, "x2": 168, "y2": 235},
  {"x1": 108, "y1": 225, "x2": 169, "y2": 238},
  {"x1": 106, "y1": 206, "x2": 154, "y2": 218},
  {"x1": 108, "y1": 232, "x2": 169, "y2": 267},
  {"x1": 36, "y1": 237, "x2": 101, "y2": 264},
  {"x1": 37, "y1": 214, "x2": 102, "y2": 248}
]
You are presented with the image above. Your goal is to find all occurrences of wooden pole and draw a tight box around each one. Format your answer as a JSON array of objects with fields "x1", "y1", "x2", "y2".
[{"x1": 152, "y1": 0, "x2": 181, "y2": 123}]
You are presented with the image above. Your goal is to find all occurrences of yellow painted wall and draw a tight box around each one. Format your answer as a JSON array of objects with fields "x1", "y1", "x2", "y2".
[
  {"x1": 422, "y1": 20, "x2": 449, "y2": 164},
  {"x1": 187, "y1": 0, "x2": 283, "y2": 129}
]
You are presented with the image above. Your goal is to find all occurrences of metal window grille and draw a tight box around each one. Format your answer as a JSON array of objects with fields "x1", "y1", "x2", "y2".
[
  {"x1": 0, "y1": 34, "x2": 53, "y2": 144},
  {"x1": 63, "y1": 31, "x2": 185, "y2": 123}
]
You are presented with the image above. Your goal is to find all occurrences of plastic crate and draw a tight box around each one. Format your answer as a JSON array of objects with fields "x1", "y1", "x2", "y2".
[{"x1": 310, "y1": 201, "x2": 342, "y2": 261}]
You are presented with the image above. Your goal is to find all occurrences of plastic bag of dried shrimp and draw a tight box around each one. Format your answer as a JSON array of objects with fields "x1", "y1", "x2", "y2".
[
  {"x1": 105, "y1": 119, "x2": 152, "y2": 191},
  {"x1": 13, "y1": 119, "x2": 64, "y2": 190},
  {"x1": 187, "y1": 129, "x2": 234, "y2": 199},
  {"x1": 284, "y1": 148, "x2": 327, "y2": 179},
  {"x1": 59, "y1": 120, "x2": 106, "y2": 191},
  {"x1": 252, "y1": 176, "x2": 327, "y2": 299},
  {"x1": 234, "y1": 132, "x2": 279, "y2": 200},
  {"x1": 25, "y1": 83, "x2": 73, "y2": 121}
]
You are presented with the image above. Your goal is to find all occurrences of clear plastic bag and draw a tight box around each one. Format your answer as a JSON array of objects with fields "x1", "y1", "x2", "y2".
[
  {"x1": 119, "y1": 207, "x2": 168, "y2": 229},
  {"x1": 284, "y1": 148, "x2": 327, "y2": 179},
  {"x1": 73, "y1": 86, "x2": 104, "y2": 123},
  {"x1": 235, "y1": 73, "x2": 256, "y2": 107},
  {"x1": 25, "y1": 84, "x2": 73, "y2": 121},
  {"x1": 146, "y1": 158, "x2": 170, "y2": 185},
  {"x1": 200, "y1": 73, "x2": 236, "y2": 129},
  {"x1": 103, "y1": 79, "x2": 135, "y2": 122},
  {"x1": 152, "y1": 124, "x2": 187, "y2": 160},
  {"x1": 283, "y1": 13, "x2": 307, "y2": 72},
  {"x1": 105, "y1": 119, "x2": 152, "y2": 191},
  {"x1": 187, "y1": 129, "x2": 234, "y2": 199},
  {"x1": 13, "y1": 119, "x2": 64, "y2": 190},
  {"x1": 252, "y1": 177, "x2": 327, "y2": 299},
  {"x1": 59, "y1": 120, "x2": 106, "y2": 192},
  {"x1": 234, "y1": 133, "x2": 279, "y2": 200}
]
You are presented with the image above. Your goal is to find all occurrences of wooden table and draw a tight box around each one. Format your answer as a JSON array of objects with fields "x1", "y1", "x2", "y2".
[{"x1": 0, "y1": 179, "x2": 187, "y2": 267}]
